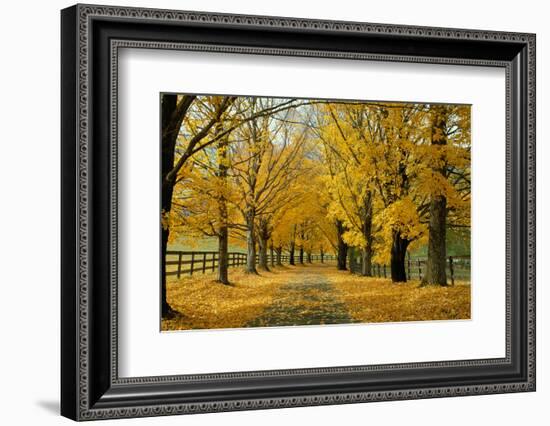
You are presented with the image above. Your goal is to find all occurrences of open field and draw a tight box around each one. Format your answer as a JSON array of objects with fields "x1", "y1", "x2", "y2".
[{"x1": 162, "y1": 263, "x2": 470, "y2": 331}]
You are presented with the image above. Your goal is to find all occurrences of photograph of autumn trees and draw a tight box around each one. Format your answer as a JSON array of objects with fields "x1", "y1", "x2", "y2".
[{"x1": 161, "y1": 94, "x2": 471, "y2": 331}]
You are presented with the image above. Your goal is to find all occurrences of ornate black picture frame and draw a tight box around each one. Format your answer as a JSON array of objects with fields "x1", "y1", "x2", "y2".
[{"x1": 61, "y1": 4, "x2": 536, "y2": 421}]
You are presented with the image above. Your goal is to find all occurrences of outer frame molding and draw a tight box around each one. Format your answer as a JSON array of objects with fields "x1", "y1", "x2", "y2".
[{"x1": 61, "y1": 4, "x2": 536, "y2": 421}]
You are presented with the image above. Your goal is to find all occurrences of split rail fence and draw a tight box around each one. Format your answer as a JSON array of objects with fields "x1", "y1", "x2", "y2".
[
  {"x1": 166, "y1": 251, "x2": 336, "y2": 279},
  {"x1": 349, "y1": 254, "x2": 470, "y2": 284}
]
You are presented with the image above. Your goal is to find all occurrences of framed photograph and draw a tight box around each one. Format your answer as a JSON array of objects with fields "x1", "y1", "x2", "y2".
[{"x1": 61, "y1": 4, "x2": 536, "y2": 421}]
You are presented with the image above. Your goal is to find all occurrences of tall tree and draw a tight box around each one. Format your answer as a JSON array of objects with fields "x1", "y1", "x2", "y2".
[
  {"x1": 370, "y1": 105, "x2": 427, "y2": 282},
  {"x1": 420, "y1": 104, "x2": 471, "y2": 285},
  {"x1": 161, "y1": 94, "x2": 196, "y2": 317},
  {"x1": 166, "y1": 100, "x2": 242, "y2": 287},
  {"x1": 422, "y1": 106, "x2": 448, "y2": 286},
  {"x1": 372, "y1": 103, "x2": 470, "y2": 282},
  {"x1": 317, "y1": 104, "x2": 376, "y2": 276},
  {"x1": 216, "y1": 123, "x2": 231, "y2": 284},
  {"x1": 231, "y1": 99, "x2": 308, "y2": 273}
]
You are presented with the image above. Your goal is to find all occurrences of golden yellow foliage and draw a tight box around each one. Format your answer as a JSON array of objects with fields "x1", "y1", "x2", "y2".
[{"x1": 164, "y1": 96, "x2": 471, "y2": 296}]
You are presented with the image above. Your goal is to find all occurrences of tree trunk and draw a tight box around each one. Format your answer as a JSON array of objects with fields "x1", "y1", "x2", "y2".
[
  {"x1": 299, "y1": 246, "x2": 304, "y2": 264},
  {"x1": 320, "y1": 247, "x2": 324, "y2": 263},
  {"x1": 360, "y1": 192, "x2": 374, "y2": 276},
  {"x1": 257, "y1": 219, "x2": 270, "y2": 271},
  {"x1": 216, "y1": 128, "x2": 230, "y2": 285},
  {"x1": 217, "y1": 228, "x2": 229, "y2": 284},
  {"x1": 270, "y1": 243, "x2": 275, "y2": 267},
  {"x1": 258, "y1": 237, "x2": 269, "y2": 271},
  {"x1": 347, "y1": 246, "x2": 354, "y2": 273},
  {"x1": 390, "y1": 231, "x2": 410, "y2": 283},
  {"x1": 422, "y1": 196, "x2": 448, "y2": 285},
  {"x1": 307, "y1": 251, "x2": 312, "y2": 263},
  {"x1": 361, "y1": 246, "x2": 373, "y2": 277},
  {"x1": 336, "y1": 219, "x2": 348, "y2": 270},
  {"x1": 289, "y1": 241, "x2": 295, "y2": 265},
  {"x1": 423, "y1": 106, "x2": 449, "y2": 286},
  {"x1": 276, "y1": 246, "x2": 283, "y2": 266},
  {"x1": 245, "y1": 210, "x2": 257, "y2": 274},
  {"x1": 160, "y1": 94, "x2": 195, "y2": 318},
  {"x1": 160, "y1": 225, "x2": 172, "y2": 317},
  {"x1": 289, "y1": 225, "x2": 296, "y2": 265}
]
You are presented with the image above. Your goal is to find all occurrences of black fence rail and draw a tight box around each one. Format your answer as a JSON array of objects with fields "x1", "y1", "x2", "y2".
[
  {"x1": 165, "y1": 251, "x2": 246, "y2": 278},
  {"x1": 166, "y1": 250, "x2": 336, "y2": 278},
  {"x1": 349, "y1": 253, "x2": 470, "y2": 284}
]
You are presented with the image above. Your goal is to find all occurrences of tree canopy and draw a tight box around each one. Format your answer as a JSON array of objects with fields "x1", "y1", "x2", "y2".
[{"x1": 161, "y1": 94, "x2": 471, "y2": 315}]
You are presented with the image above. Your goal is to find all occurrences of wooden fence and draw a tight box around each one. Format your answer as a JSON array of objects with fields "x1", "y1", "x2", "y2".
[
  {"x1": 350, "y1": 253, "x2": 470, "y2": 284},
  {"x1": 166, "y1": 250, "x2": 336, "y2": 278}
]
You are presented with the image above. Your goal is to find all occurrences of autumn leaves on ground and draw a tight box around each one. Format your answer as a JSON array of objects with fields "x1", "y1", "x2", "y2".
[
  {"x1": 160, "y1": 94, "x2": 471, "y2": 330},
  {"x1": 162, "y1": 263, "x2": 470, "y2": 331}
]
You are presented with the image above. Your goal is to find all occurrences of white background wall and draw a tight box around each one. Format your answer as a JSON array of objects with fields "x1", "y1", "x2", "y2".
[{"x1": 0, "y1": 0, "x2": 546, "y2": 424}]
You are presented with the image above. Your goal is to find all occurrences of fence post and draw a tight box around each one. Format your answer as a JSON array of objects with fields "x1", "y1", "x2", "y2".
[
  {"x1": 177, "y1": 252, "x2": 182, "y2": 279},
  {"x1": 211, "y1": 253, "x2": 216, "y2": 272},
  {"x1": 202, "y1": 252, "x2": 207, "y2": 274},
  {"x1": 418, "y1": 259, "x2": 422, "y2": 281},
  {"x1": 190, "y1": 252, "x2": 195, "y2": 276},
  {"x1": 449, "y1": 256, "x2": 455, "y2": 286}
]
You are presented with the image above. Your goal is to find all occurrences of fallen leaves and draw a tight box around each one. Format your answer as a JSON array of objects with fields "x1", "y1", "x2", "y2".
[
  {"x1": 161, "y1": 263, "x2": 471, "y2": 331},
  {"x1": 328, "y1": 269, "x2": 470, "y2": 323},
  {"x1": 162, "y1": 266, "x2": 290, "y2": 331}
]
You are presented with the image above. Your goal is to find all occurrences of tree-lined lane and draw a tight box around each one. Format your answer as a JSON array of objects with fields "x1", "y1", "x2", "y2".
[{"x1": 246, "y1": 271, "x2": 357, "y2": 328}]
